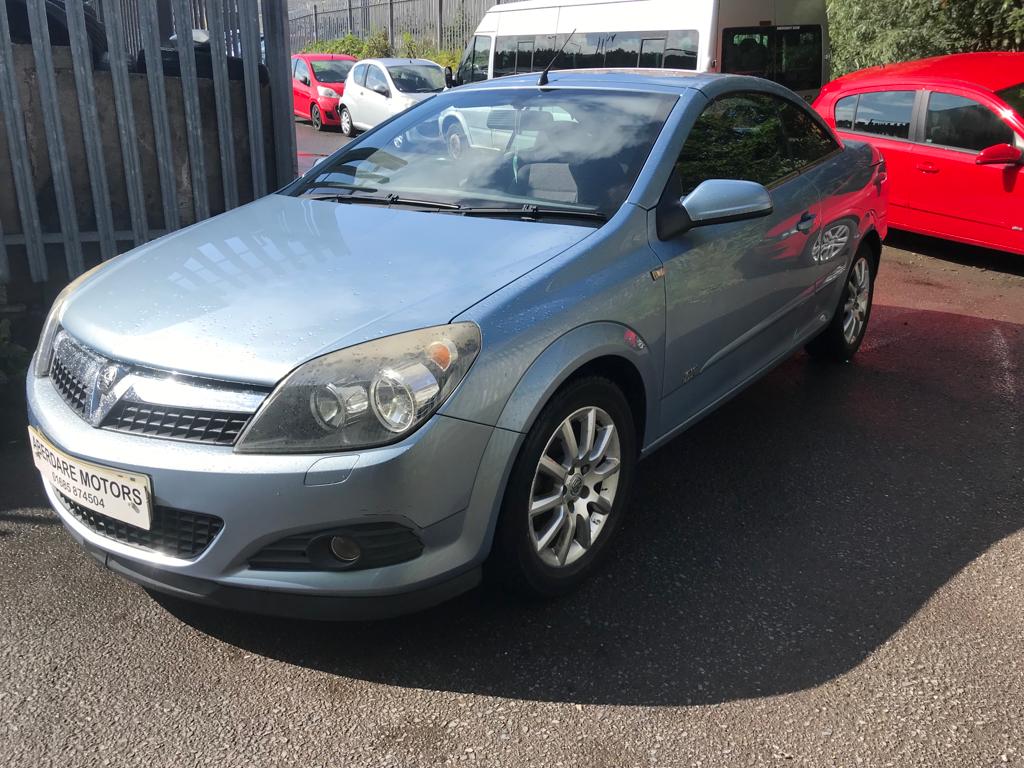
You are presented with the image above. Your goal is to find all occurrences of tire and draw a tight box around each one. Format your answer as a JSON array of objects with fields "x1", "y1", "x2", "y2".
[
  {"x1": 310, "y1": 103, "x2": 323, "y2": 131},
  {"x1": 340, "y1": 106, "x2": 355, "y2": 137},
  {"x1": 806, "y1": 244, "x2": 876, "y2": 361},
  {"x1": 490, "y1": 376, "x2": 637, "y2": 597},
  {"x1": 445, "y1": 122, "x2": 468, "y2": 160}
]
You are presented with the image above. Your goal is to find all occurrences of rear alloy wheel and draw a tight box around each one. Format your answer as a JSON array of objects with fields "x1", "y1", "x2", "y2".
[
  {"x1": 310, "y1": 103, "x2": 323, "y2": 131},
  {"x1": 806, "y1": 245, "x2": 876, "y2": 361},
  {"x1": 340, "y1": 106, "x2": 355, "y2": 137},
  {"x1": 491, "y1": 376, "x2": 636, "y2": 597}
]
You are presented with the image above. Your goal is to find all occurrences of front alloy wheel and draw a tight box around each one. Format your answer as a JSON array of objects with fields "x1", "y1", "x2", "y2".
[
  {"x1": 310, "y1": 103, "x2": 323, "y2": 131},
  {"x1": 528, "y1": 407, "x2": 621, "y2": 568},
  {"x1": 491, "y1": 376, "x2": 636, "y2": 597}
]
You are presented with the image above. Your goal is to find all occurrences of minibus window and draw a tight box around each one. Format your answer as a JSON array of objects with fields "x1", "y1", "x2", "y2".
[
  {"x1": 494, "y1": 30, "x2": 700, "y2": 76},
  {"x1": 458, "y1": 35, "x2": 492, "y2": 84},
  {"x1": 603, "y1": 33, "x2": 642, "y2": 67},
  {"x1": 516, "y1": 40, "x2": 535, "y2": 73},
  {"x1": 640, "y1": 38, "x2": 666, "y2": 68},
  {"x1": 722, "y1": 25, "x2": 823, "y2": 91},
  {"x1": 665, "y1": 30, "x2": 699, "y2": 70}
]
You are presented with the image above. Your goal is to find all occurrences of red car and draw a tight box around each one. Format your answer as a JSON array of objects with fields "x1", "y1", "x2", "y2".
[
  {"x1": 291, "y1": 53, "x2": 358, "y2": 131},
  {"x1": 814, "y1": 52, "x2": 1024, "y2": 255}
]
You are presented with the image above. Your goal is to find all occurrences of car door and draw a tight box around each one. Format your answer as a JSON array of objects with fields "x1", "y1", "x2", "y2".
[
  {"x1": 362, "y1": 64, "x2": 392, "y2": 128},
  {"x1": 651, "y1": 91, "x2": 824, "y2": 429},
  {"x1": 833, "y1": 89, "x2": 918, "y2": 211},
  {"x1": 910, "y1": 90, "x2": 1024, "y2": 250},
  {"x1": 346, "y1": 62, "x2": 368, "y2": 126},
  {"x1": 292, "y1": 57, "x2": 311, "y2": 118}
]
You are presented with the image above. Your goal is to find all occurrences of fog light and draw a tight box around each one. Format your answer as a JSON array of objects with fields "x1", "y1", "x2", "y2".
[{"x1": 329, "y1": 535, "x2": 361, "y2": 564}]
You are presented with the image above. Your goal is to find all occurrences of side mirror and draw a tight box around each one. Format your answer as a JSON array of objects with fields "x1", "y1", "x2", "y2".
[
  {"x1": 657, "y1": 179, "x2": 774, "y2": 240},
  {"x1": 300, "y1": 75, "x2": 310, "y2": 86},
  {"x1": 976, "y1": 143, "x2": 1022, "y2": 165},
  {"x1": 372, "y1": 83, "x2": 390, "y2": 97},
  {"x1": 444, "y1": 66, "x2": 455, "y2": 89}
]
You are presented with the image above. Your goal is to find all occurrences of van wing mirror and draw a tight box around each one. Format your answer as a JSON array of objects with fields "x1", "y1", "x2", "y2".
[
  {"x1": 657, "y1": 179, "x2": 774, "y2": 240},
  {"x1": 976, "y1": 143, "x2": 1023, "y2": 165},
  {"x1": 444, "y1": 66, "x2": 455, "y2": 89}
]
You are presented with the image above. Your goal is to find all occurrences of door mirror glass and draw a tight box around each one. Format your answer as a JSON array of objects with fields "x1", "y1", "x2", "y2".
[
  {"x1": 658, "y1": 179, "x2": 773, "y2": 239},
  {"x1": 444, "y1": 66, "x2": 454, "y2": 89},
  {"x1": 975, "y1": 142, "x2": 1023, "y2": 165},
  {"x1": 301, "y1": 75, "x2": 310, "y2": 86}
]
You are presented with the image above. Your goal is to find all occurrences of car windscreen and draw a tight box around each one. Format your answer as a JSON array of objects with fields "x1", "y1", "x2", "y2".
[
  {"x1": 997, "y1": 83, "x2": 1024, "y2": 118},
  {"x1": 287, "y1": 87, "x2": 676, "y2": 221},
  {"x1": 387, "y1": 64, "x2": 446, "y2": 93},
  {"x1": 311, "y1": 60, "x2": 353, "y2": 83}
]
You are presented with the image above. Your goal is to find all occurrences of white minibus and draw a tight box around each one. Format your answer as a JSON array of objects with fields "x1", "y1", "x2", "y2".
[{"x1": 453, "y1": 0, "x2": 830, "y2": 100}]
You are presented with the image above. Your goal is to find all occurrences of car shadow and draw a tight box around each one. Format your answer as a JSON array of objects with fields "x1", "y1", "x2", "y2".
[
  {"x1": 886, "y1": 229, "x2": 1024, "y2": 277},
  {"x1": 158, "y1": 304, "x2": 1023, "y2": 706}
]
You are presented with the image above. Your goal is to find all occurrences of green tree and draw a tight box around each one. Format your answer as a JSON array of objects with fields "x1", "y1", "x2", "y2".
[{"x1": 828, "y1": 0, "x2": 1024, "y2": 76}]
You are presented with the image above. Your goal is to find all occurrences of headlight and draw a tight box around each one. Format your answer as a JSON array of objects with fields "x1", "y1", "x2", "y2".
[
  {"x1": 317, "y1": 86, "x2": 340, "y2": 98},
  {"x1": 33, "y1": 264, "x2": 104, "y2": 377},
  {"x1": 235, "y1": 323, "x2": 480, "y2": 454}
]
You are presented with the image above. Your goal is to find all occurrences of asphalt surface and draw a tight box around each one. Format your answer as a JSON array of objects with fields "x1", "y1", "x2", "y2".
[
  {"x1": 295, "y1": 119, "x2": 350, "y2": 174},
  {"x1": 1, "y1": 234, "x2": 1022, "y2": 767}
]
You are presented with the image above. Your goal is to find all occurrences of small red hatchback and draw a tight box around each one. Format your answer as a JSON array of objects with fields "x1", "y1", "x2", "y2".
[
  {"x1": 291, "y1": 53, "x2": 358, "y2": 131},
  {"x1": 814, "y1": 52, "x2": 1024, "y2": 255}
]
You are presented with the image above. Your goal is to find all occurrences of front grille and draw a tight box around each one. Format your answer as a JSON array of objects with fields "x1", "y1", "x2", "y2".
[
  {"x1": 250, "y1": 523, "x2": 424, "y2": 571},
  {"x1": 57, "y1": 491, "x2": 223, "y2": 560},
  {"x1": 50, "y1": 355, "x2": 89, "y2": 417},
  {"x1": 102, "y1": 400, "x2": 251, "y2": 446}
]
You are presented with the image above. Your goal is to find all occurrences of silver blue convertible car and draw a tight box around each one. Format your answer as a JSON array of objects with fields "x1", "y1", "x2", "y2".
[{"x1": 27, "y1": 70, "x2": 888, "y2": 618}]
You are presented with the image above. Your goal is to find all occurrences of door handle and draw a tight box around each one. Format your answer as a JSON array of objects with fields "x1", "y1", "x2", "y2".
[
  {"x1": 796, "y1": 211, "x2": 816, "y2": 234},
  {"x1": 916, "y1": 162, "x2": 939, "y2": 174}
]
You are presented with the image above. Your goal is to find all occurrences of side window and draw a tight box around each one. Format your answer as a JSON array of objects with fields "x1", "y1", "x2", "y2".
[
  {"x1": 294, "y1": 59, "x2": 309, "y2": 83},
  {"x1": 352, "y1": 63, "x2": 367, "y2": 86},
  {"x1": 603, "y1": 33, "x2": 641, "y2": 67},
  {"x1": 493, "y1": 37, "x2": 516, "y2": 77},
  {"x1": 779, "y1": 100, "x2": 839, "y2": 167},
  {"x1": 664, "y1": 30, "x2": 699, "y2": 70},
  {"x1": 924, "y1": 92, "x2": 1014, "y2": 152},
  {"x1": 365, "y1": 65, "x2": 388, "y2": 94},
  {"x1": 639, "y1": 37, "x2": 666, "y2": 68},
  {"x1": 852, "y1": 91, "x2": 915, "y2": 139},
  {"x1": 515, "y1": 40, "x2": 535, "y2": 73},
  {"x1": 673, "y1": 93, "x2": 801, "y2": 196},
  {"x1": 834, "y1": 95, "x2": 857, "y2": 129},
  {"x1": 469, "y1": 35, "x2": 491, "y2": 82}
]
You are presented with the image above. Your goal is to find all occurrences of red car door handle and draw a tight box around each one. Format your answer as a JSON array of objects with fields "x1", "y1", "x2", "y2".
[{"x1": 916, "y1": 162, "x2": 939, "y2": 173}]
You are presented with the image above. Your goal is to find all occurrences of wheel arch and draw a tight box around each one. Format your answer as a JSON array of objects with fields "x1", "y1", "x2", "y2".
[{"x1": 493, "y1": 322, "x2": 658, "y2": 451}]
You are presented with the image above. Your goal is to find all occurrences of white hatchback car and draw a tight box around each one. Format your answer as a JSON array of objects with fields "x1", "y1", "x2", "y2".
[{"x1": 339, "y1": 58, "x2": 446, "y2": 136}]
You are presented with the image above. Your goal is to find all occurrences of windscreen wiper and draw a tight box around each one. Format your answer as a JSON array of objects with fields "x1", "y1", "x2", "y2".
[
  {"x1": 301, "y1": 192, "x2": 462, "y2": 210},
  {"x1": 457, "y1": 204, "x2": 608, "y2": 223}
]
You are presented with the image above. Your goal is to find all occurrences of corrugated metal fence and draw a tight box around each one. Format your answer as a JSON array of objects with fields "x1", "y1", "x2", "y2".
[
  {"x1": 0, "y1": 0, "x2": 296, "y2": 299},
  {"x1": 289, "y1": 0, "x2": 499, "y2": 53}
]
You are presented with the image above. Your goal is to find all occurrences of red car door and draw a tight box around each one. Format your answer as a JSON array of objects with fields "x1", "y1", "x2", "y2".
[
  {"x1": 292, "y1": 57, "x2": 312, "y2": 118},
  {"x1": 909, "y1": 89, "x2": 1024, "y2": 252},
  {"x1": 832, "y1": 89, "x2": 918, "y2": 213}
]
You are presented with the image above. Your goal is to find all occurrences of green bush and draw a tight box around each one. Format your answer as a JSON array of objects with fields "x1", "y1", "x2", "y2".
[
  {"x1": 303, "y1": 32, "x2": 461, "y2": 70},
  {"x1": 303, "y1": 33, "x2": 365, "y2": 57}
]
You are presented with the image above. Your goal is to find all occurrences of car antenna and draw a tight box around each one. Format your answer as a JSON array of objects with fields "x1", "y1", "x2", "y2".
[{"x1": 538, "y1": 29, "x2": 576, "y2": 87}]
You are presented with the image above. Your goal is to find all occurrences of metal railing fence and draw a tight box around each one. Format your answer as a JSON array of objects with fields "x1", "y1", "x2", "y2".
[
  {"x1": 289, "y1": 0, "x2": 500, "y2": 53},
  {"x1": 0, "y1": 0, "x2": 296, "y2": 297}
]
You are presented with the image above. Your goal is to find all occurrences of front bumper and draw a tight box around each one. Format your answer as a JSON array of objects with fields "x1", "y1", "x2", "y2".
[
  {"x1": 316, "y1": 96, "x2": 341, "y2": 124},
  {"x1": 27, "y1": 372, "x2": 520, "y2": 618}
]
